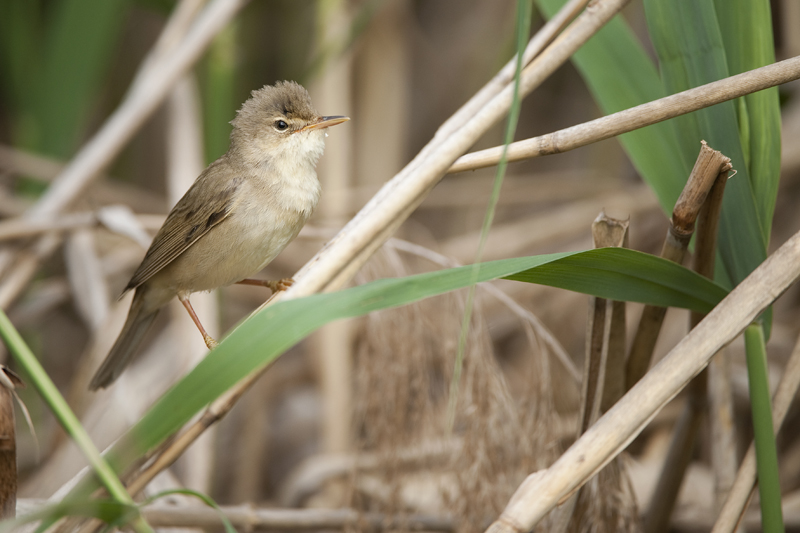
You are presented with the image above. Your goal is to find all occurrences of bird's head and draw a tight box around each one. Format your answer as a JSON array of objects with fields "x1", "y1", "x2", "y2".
[{"x1": 229, "y1": 81, "x2": 349, "y2": 167}]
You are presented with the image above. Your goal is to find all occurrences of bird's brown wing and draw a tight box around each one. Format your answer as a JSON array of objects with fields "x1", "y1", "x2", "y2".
[{"x1": 125, "y1": 159, "x2": 244, "y2": 291}]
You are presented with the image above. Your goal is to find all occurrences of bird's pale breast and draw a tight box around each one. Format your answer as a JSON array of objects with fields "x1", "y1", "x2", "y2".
[{"x1": 151, "y1": 162, "x2": 321, "y2": 297}]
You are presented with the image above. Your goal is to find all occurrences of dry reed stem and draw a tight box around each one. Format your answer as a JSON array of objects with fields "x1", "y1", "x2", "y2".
[
  {"x1": 707, "y1": 348, "x2": 737, "y2": 513},
  {"x1": 121, "y1": 0, "x2": 631, "y2": 495},
  {"x1": 483, "y1": 227, "x2": 800, "y2": 533},
  {"x1": 0, "y1": 234, "x2": 61, "y2": 309},
  {"x1": 580, "y1": 214, "x2": 628, "y2": 434},
  {"x1": 64, "y1": 229, "x2": 110, "y2": 332},
  {"x1": 448, "y1": 56, "x2": 800, "y2": 174},
  {"x1": 643, "y1": 394, "x2": 705, "y2": 533},
  {"x1": 643, "y1": 155, "x2": 732, "y2": 533},
  {"x1": 0, "y1": 0, "x2": 248, "y2": 308},
  {"x1": 0, "y1": 372, "x2": 16, "y2": 518},
  {"x1": 626, "y1": 142, "x2": 730, "y2": 390},
  {"x1": 0, "y1": 211, "x2": 163, "y2": 243},
  {"x1": 310, "y1": 6, "x2": 356, "y2": 455},
  {"x1": 711, "y1": 333, "x2": 800, "y2": 533},
  {"x1": 77, "y1": 501, "x2": 459, "y2": 531},
  {"x1": 692, "y1": 173, "x2": 736, "y2": 514},
  {"x1": 592, "y1": 214, "x2": 628, "y2": 416},
  {"x1": 568, "y1": 213, "x2": 636, "y2": 533},
  {"x1": 279, "y1": 439, "x2": 463, "y2": 507}
]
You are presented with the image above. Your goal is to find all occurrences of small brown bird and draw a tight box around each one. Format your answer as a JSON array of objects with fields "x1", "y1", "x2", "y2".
[{"x1": 89, "y1": 81, "x2": 348, "y2": 390}]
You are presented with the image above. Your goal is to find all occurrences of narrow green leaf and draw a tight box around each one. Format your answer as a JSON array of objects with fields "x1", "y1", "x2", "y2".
[
  {"x1": 714, "y1": 0, "x2": 780, "y2": 246},
  {"x1": 744, "y1": 324, "x2": 784, "y2": 532},
  {"x1": 0, "y1": 311, "x2": 147, "y2": 530},
  {"x1": 505, "y1": 249, "x2": 727, "y2": 312},
  {"x1": 52, "y1": 248, "x2": 728, "y2": 501},
  {"x1": 451, "y1": 0, "x2": 533, "y2": 428}
]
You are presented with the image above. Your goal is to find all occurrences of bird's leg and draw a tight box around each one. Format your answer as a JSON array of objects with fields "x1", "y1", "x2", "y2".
[
  {"x1": 179, "y1": 295, "x2": 219, "y2": 349},
  {"x1": 236, "y1": 277, "x2": 294, "y2": 294}
]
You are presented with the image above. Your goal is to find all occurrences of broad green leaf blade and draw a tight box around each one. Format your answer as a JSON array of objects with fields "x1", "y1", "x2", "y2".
[
  {"x1": 505, "y1": 248, "x2": 727, "y2": 312},
  {"x1": 535, "y1": 0, "x2": 688, "y2": 214},
  {"x1": 52, "y1": 248, "x2": 726, "y2": 492},
  {"x1": 643, "y1": 0, "x2": 766, "y2": 286},
  {"x1": 744, "y1": 324, "x2": 785, "y2": 532},
  {"x1": 714, "y1": 0, "x2": 780, "y2": 246}
]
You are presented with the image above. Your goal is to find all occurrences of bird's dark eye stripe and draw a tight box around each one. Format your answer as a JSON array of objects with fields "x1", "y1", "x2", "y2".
[{"x1": 275, "y1": 120, "x2": 289, "y2": 131}]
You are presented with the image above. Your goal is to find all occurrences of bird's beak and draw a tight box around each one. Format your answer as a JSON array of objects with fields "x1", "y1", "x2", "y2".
[{"x1": 302, "y1": 115, "x2": 350, "y2": 131}]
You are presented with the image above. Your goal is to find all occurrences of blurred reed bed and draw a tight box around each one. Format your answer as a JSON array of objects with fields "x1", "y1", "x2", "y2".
[{"x1": 0, "y1": 0, "x2": 798, "y2": 532}]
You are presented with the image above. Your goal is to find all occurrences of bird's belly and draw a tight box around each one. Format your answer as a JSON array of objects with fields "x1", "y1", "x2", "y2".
[{"x1": 156, "y1": 206, "x2": 309, "y2": 295}]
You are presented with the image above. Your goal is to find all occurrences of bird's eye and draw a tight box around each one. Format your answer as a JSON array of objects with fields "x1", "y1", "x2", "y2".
[{"x1": 275, "y1": 120, "x2": 289, "y2": 131}]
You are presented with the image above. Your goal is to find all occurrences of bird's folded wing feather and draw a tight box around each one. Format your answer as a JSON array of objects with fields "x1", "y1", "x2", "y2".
[{"x1": 125, "y1": 159, "x2": 244, "y2": 291}]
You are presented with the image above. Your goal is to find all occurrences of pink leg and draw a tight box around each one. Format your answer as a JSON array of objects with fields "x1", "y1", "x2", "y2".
[
  {"x1": 179, "y1": 295, "x2": 218, "y2": 349},
  {"x1": 236, "y1": 277, "x2": 294, "y2": 293}
]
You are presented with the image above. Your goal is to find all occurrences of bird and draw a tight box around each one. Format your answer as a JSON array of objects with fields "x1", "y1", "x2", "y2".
[{"x1": 89, "y1": 81, "x2": 348, "y2": 390}]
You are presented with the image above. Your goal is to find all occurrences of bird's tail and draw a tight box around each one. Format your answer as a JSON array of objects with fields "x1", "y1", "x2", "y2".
[{"x1": 89, "y1": 289, "x2": 159, "y2": 390}]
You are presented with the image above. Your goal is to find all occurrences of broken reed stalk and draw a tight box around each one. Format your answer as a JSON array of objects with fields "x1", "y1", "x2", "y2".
[
  {"x1": 580, "y1": 213, "x2": 629, "y2": 434},
  {"x1": 568, "y1": 214, "x2": 633, "y2": 533},
  {"x1": 626, "y1": 142, "x2": 730, "y2": 390},
  {"x1": 483, "y1": 226, "x2": 800, "y2": 533},
  {"x1": 114, "y1": 0, "x2": 634, "y2": 498},
  {"x1": 447, "y1": 56, "x2": 800, "y2": 174},
  {"x1": 643, "y1": 148, "x2": 732, "y2": 533},
  {"x1": 0, "y1": 368, "x2": 18, "y2": 518},
  {"x1": 711, "y1": 333, "x2": 800, "y2": 533}
]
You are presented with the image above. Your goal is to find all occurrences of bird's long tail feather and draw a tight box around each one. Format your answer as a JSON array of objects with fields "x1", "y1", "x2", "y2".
[{"x1": 89, "y1": 290, "x2": 159, "y2": 390}]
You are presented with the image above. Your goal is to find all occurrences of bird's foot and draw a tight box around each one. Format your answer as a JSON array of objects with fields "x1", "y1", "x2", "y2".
[
  {"x1": 237, "y1": 277, "x2": 294, "y2": 294},
  {"x1": 204, "y1": 334, "x2": 219, "y2": 350}
]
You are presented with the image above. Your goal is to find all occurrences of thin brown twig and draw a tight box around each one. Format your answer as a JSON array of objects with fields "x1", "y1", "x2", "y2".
[{"x1": 448, "y1": 56, "x2": 800, "y2": 174}]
